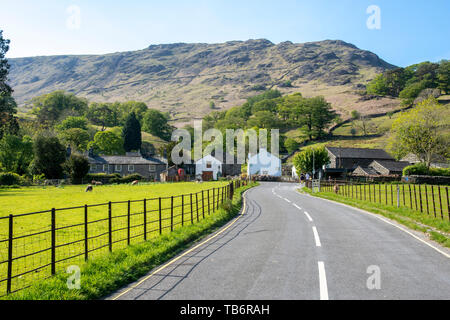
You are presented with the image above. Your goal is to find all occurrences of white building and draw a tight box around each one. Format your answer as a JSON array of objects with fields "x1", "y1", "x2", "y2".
[
  {"x1": 292, "y1": 165, "x2": 298, "y2": 179},
  {"x1": 247, "y1": 149, "x2": 282, "y2": 177},
  {"x1": 195, "y1": 154, "x2": 223, "y2": 181}
]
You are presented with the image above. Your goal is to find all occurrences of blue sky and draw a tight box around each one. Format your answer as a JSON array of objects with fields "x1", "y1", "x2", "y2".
[{"x1": 1, "y1": 0, "x2": 449, "y2": 66}]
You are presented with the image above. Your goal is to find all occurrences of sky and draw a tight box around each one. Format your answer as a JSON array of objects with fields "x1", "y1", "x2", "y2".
[{"x1": 0, "y1": 0, "x2": 449, "y2": 67}]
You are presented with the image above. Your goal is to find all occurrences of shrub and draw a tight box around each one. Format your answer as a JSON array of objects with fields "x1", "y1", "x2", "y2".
[
  {"x1": 0, "y1": 172, "x2": 22, "y2": 186},
  {"x1": 403, "y1": 163, "x2": 450, "y2": 177}
]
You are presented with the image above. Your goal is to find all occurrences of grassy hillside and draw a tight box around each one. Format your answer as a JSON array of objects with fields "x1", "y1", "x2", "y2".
[{"x1": 9, "y1": 39, "x2": 398, "y2": 126}]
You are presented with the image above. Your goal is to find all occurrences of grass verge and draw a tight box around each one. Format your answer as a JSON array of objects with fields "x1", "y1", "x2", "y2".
[
  {"x1": 301, "y1": 187, "x2": 450, "y2": 248},
  {"x1": 2, "y1": 183, "x2": 257, "y2": 300}
]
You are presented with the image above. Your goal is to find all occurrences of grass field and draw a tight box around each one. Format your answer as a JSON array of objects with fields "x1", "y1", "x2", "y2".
[
  {"x1": 320, "y1": 182, "x2": 450, "y2": 222},
  {"x1": 0, "y1": 181, "x2": 231, "y2": 297},
  {"x1": 303, "y1": 183, "x2": 450, "y2": 248}
]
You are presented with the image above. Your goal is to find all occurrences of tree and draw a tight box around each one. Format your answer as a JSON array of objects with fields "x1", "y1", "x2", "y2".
[
  {"x1": 0, "y1": 134, "x2": 33, "y2": 175},
  {"x1": 122, "y1": 112, "x2": 142, "y2": 152},
  {"x1": 59, "y1": 128, "x2": 90, "y2": 151},
  {"x1": 310, "y1": 96, "x2": 337, "y2": 138},
  {"x1": 64, "y1": 154, "x2": 89, "y2": 184},
  {"x1": 437, "y1": 60, "x2": 450, "y2": 94},
  {"x1": 399, "y1": 81, "x2": 427, "y2": 106},
  {"x1": 247, "y1": 111, "x2": 278, "y2": 129},
  {"x1": 31, "y1": 134, "x2": 67, "y2": 179},
  {"x1": 387, "y1": 96, "x2": 449, "y2": 167},
  {"x1": 284, "y1": 138, "x2": 300, "y2": 154},
  {"x1": 142, "y1": 109, "x2": 172, "y2": 140},
  {"x1": 0, "y1": 30, "x2": 19, "y2": 139},
  {"x1": 86, "y1": 102, "x2": 121, "y2": 129},
  {"x1": 88, "y1": 130, "x2": 124, "y2": 155},
  {"x1": 30, "y1": 91, "x2": 88, "y2": 124},
  {"x1": 56, "y1": 116, "x2": 88, "y2": 131},
  {"x1": 351, "y1": 110, "x2": 360, "y2": 120},
  {"x1": 292, "y1": 146, "x2": 330, "y2": 175}
]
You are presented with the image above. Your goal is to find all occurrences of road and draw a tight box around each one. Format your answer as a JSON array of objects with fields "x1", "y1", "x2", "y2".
[{"x1": 111, "y1": 182, "x2": 450, "y2": 300}]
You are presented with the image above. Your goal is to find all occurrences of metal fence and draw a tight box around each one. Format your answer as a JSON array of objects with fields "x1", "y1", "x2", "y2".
[
  {"x1": 313, "y1": 180, "x2": 450, "y2": 221},
  {"x1": 0, "y1": 180, "x2": 248, "y2": 297}
]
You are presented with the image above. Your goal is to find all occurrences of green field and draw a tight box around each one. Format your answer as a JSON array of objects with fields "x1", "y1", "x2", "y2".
[{"x1": 0, "y1": 181, "x2": 231, "y2": 296}]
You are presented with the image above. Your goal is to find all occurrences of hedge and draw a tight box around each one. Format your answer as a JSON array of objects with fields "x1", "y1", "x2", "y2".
[
  {"x1": 403, "y1": 163, "x2": 450, "y2": 177},
  {"x1": 0, "y1": 172, "x2": 22, "y2": 186}
]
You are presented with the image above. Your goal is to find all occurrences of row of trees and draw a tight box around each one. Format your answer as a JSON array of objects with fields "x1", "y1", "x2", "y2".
[
  {"x1": 201, "y1": 90, "x2": 338, "y2": 154},
  {"x1": 366, "y1": 60, "x2": 450, "y2": 105}
]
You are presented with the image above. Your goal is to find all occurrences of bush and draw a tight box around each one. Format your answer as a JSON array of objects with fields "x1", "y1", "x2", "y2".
[
  {"x1": 403, "y1": 163, "x2": 450, "y2": 177},
  {"x1": 0, "y1": 172, "x2": 22, "y2": 186},
  {"x1": 110, "y1": 174, "x2": 144, "y2": 184}
]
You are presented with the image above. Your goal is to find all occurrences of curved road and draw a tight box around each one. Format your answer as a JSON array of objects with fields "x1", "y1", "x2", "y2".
[{"x1": 111, "y1": 182, "x2": 450, "y2": 300}]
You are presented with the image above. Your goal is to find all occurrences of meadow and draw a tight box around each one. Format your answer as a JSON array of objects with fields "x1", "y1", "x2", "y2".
[{"x1": 0, "y1": 181, "x2": 231, "y2": 296}]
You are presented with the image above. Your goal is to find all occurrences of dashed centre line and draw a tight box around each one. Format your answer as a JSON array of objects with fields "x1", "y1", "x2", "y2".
[
  {"x1": 303, "y1": 211, "x2": 313, "y2": 222},
  {"x1": 318, "y1": 261, "x2": 329, "y2": 300},
  {"x1": 312, "y1": 226, "x2": 322, "y2": 247}
]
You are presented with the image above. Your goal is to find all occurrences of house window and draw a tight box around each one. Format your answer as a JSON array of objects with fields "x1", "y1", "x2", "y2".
[
  {"x1": 90, "y1": 164, "x2": 96, "y2": 172},
  {"x1": 115, "y1": 165, "x2": 122, "y2": 172},
  {"x1": 206, "y1": 162, "x2": 212, "y2": 169},
  {"x1": 103, "y1": 164, "x2": 108, "y2": 172},
  {"x1": 149, "y1": 165, "x2": 156, "y2": 172},
  {"x1": 128, "y1": 165, "x2": 135, "y2": 172}
]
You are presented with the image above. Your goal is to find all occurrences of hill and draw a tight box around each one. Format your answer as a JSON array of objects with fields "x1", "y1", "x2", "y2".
[{"x1": 8, "y1": 39, "x2": 399, "y2": 126}]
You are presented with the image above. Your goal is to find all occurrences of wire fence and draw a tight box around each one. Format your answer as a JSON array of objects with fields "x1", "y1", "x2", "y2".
[
  {"x1": 310, "y1": 180, "x2": 450, "y2": 221},
  {"x1": 0, "y1": 180, "x2": 248, "y2": 297}
]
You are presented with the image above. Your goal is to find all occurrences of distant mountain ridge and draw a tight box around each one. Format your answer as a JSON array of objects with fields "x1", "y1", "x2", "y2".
[{"x1": 8, "y1": 39, "x2": 398, "y2": 124}]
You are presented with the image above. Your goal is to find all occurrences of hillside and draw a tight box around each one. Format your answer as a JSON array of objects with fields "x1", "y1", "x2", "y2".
[{"x1": 8, "y1": 39, "x2": 399, "y2": 126}]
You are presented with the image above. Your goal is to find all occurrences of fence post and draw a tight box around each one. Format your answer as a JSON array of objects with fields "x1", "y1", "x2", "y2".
[
  {"x1": 397, "y1": 185, "x2": 400, "y2": 208},
  {"x1": 127, "y1": 200, "x2": 131, "y2": 245},
  {"x1": 212, "y1": 189, "x2": 215, "y2": 213},
  {"x1": 413, "y1": 185, "x2": 418, "y2": 211},
  {"x1": 378, "y1": 184, "x2": 381, "y2": 204},
  {"x1": 446, "y1": 187, "x2": 449, "y2": 221},
  {"x1": 438, "y1": 187, "x2": 443, "y2": 220},
  {"x1": 171, "y1": 196, "x2": 174, "y2": 232},
  {"x1": 143, "y1": 199, "x2": 147, "y2": 241},
  {"x1": 51, "y1": 208, "x2": 56, "y2": 275},
  {"x1": 84, "y1": 205, "x2": 88, "y2": 261},
  {"x1": 181, "y1": 195, "x2": 184, "y2": 227},
  {"x1": 6, "y1": 214, "x2": 13, "y2": 294},
  {"x1": 216, "y1": 188, "x2": 220, "y2": 210},
  {"x1": 208, "y1": 190, "x2": 211, "y2": 215},
  {"x1": 159, "y1": 197, "x2": 162, "y2": 234},
  {"x1": 196, "y1": 193, "x2": 199, "y2": 222},
  {"x1": 418, "y1": 185, "x2": 423, "y2": 213},
  {"x1": 431, "y1": 186, "x2": 436, "y2": 218},
  {"x1": 108, "y1": 202, "x2": 112, "y2": 252},
  {"x1": 202, "y1": 191, "x2": 205, "y2": 219},
  {"x1": 425, "y1": 185, "x2": 430, "y2": 215},
  {"x1": 190, "y1": 193, "x2": 194, "y2": 224},
  {"x1": 408, "y1": 185, "x2": 412, "y2": 209},
  {"x1": 385, "y1": 184, "x2": 388, "y2": 205}
]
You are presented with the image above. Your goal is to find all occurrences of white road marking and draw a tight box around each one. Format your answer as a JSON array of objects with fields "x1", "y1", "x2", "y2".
[
  {"x1": 284, "y1": 198, "x2": 291, "y2": 203},
  {"x1": 293, "y1": 204, "x2": 302, "y2": 210},
  {"x1": 312, "y1": 226, "x2": 321, "y2": 247},
  {"x1": 318, "y1": 261, "x2": 329, "y2": 300},
  {"x1": 304, "y1": 211, "x2": 313, "y2": 222}
]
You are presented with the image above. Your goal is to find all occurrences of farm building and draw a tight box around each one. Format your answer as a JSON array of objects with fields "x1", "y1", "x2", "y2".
[
  {"x1": 87, "y1": 151, "x2": 167, "y2": 181},
  {"x1": 326, "y1": 147, "x2": 395, "y2": 170},
  {"x1": 195, "y1": 151, "x2": 242, "y2": 181},
  {"x1": 247, "y1": 149, "x2": 282, "y2": 177},
  {"x1": 353, "y1": 160, "x2": 411, "y2": 177}
]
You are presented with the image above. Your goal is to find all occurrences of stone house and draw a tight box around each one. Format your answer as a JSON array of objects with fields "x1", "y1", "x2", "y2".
[
  {"x1": 325, "y1": 147, "x2": 395, "y2": 171},
  {"x1": 87, "y1": 151, "x2": 167, "y2": 181}
]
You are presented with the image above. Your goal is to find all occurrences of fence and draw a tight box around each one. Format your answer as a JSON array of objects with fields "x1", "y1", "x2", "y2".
[
  {"x1": 0, "y1": 180, "x2": 248, "y2": 297},
  {"x1": 315, "y1": 180, "x2": 450, "y2": 221}
]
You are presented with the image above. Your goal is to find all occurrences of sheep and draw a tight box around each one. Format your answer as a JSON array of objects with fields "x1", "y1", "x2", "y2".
[
  {"x1": 85, "y1": 185, "x2": 93, "y2": 192},
  {"x1": 131, "y1": 180, "x2": 139, "y2": 186},
  {"x1": 91, "y1": 180, "x2": 103, "y2": 186}
]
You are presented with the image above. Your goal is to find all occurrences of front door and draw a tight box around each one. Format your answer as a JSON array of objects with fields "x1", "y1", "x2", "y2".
[{"x1": 202, "y1": 171, "x2": 213, "y2": 181}]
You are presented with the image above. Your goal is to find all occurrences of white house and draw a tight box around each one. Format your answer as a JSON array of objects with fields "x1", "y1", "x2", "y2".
[
  {"x1": 247, "y1": 149, "x2": 282, "y2": 177},
  {"x1": 195, "y1": 154, "x2": 223, "y2": 181}
]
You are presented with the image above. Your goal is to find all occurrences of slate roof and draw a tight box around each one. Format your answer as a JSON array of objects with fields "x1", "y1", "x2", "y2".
[
  {"x1": 326, "y1": 147, "x2": 394, "y2": 160},
  {"x1": 88, "y1": 155, "x2": 166, "y2": 165},
  {"x1": 353, "y1": 166, "x2": 379, "y2": 175},
  {"x1": 371, "y1": 160, "x2": 411, "y2": 172}
]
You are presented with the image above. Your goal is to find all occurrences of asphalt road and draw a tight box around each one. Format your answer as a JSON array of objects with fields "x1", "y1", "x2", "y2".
[{"x1": 111, "y1": 182, "x2": 450, "y2": 300}]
